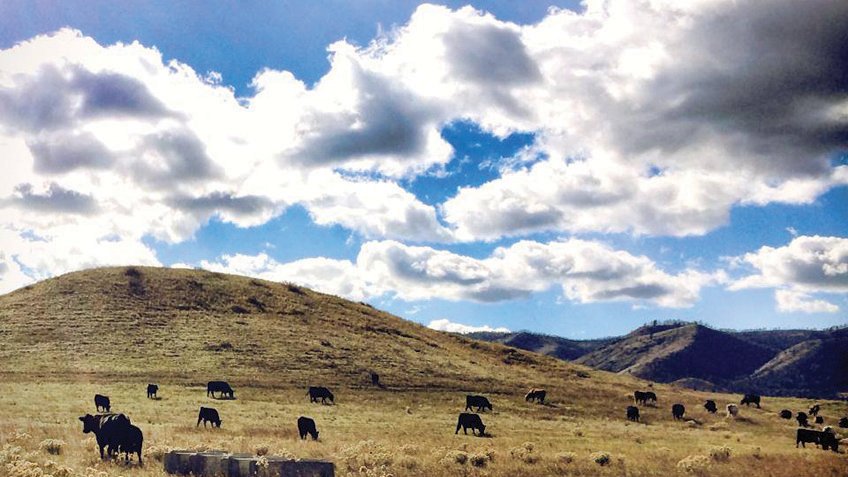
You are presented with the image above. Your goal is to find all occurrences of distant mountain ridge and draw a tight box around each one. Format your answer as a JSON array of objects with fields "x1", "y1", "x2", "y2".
[{"x1": 470, "y1": 322, "x2": 848, "y2": 398}]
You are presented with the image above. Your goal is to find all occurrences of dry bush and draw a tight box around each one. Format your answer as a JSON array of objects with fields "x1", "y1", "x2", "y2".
[
  {"x1": 509, "y1": 442, "x2": 538, "y2": 464},
  {"x1": 556, "y1": 451, "x2": 576, "y2": 464},
  {"x1": 255, "y1": 444, "x2": 270, "y2": 456},
  {"x1": 43, "y1": 461, "x2": 74, "y2": 477},
  {"x1": 677, "y1": 454, "x2": 710, "y2": 473},
  {"x1": 143, "y1": 444, "x2": 171, "y2": 462},
  {"x1": 470, "y1": 453, "x2": 489, "y2": 467},
  {"x1": 340, "y1": 440, "x2": 393, "y2": 472},
  {"x1": 38, "y1": 439, "x2": 64, "y2": 455},
  {"x1": 709, "y1": 445, "x2": 732, "y2": 462},
  {"x1": 440, "y1": 450, "x2": 468, "y2": 465}
]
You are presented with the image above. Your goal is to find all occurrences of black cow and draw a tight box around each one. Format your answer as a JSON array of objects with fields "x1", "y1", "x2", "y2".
[
  {"x1": 94, "y1": 394, "x2": 110, "y2": 412},
  {"x1": 809, "y1": 404, "x2": 820, "y2": 416},
  {"x1": 779, "y1": 409, "x2": 792, "y2": 419},
  {"x1": 308, "y1": 386, "x2": 334, "y2": 404},
  {"x1": 634, "y1": 391, "x2": 648, "y2": 405},
  {"x1": 455, "y1": 413, "x2": 486, "y2": 436},
  {"x1": 645, "y1": 391, "x2": 657, "y2": 404},
  {"x1": 672, "y1": 403, "x2": 685, "y2": 420},
  {"x1": 815, "y1": 416, "x2": 824, "y2": 424},
  {"x1": 78, "y1": 413, "x2": 131, "y2": 460},
  {"x1": 371, "y1": 372, "x2": 380, "y2": 386},
  {"x1": 839, "y1": 417, "x2": 848, "y2": 428},
  {"x1": 465, "y1": 395, "x2": 493, "y2": 412},
  {"x1": 796, "y1": 428, "x2": 839, "y2": 452},
  {"x1": 297, "y1": 416, "x2": 319, "y2": 440},
  {"x1": 207, "y1": 381, "x2": 234, "y2": 399},
  {"x1": 147, "y1": 384, "x2": 158, "y2": 399},
  {"x1": 741, "y1": 394, "x2": 760, "y2": 408},
  {"x1": 197, "y1": 407, "x2": 221, "y2": 428},
  {"x1": 116, "y1": 424, "x2": 143, "y2": 465},
  {"x1": 797, "y1": 412, "x2": 809, "y2": 428},
  {"x1": 626, "y1": 406, "x2": 640, "y2": 422},
  {"x1": 704, "y1": 400, "x2": 717, "y2": 414},
  {"x1": 525, "y1": 388, "x2": 546, "y2": 404}
]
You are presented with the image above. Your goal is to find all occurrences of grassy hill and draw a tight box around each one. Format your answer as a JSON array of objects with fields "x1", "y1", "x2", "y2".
[
  {"x1": 1, "y1": 267, "x2": 846, "y2": 477},
  {"x1": 466, "y1": 331, "x2": 613, "y2": 360}
]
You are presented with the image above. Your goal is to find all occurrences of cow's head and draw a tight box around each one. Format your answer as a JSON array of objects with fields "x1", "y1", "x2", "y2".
[
  {"x1": 479, "y1": 424, "x2": 486, "y2": 435},
  {"x1": 78, "y1": 414, "x2": 99, "y2": 433},
  {"x1": 311, "y1": 430, "x2": 319, "y2": 440},
  {"x1": 215, "y1": 420, "x2": 222, "y2": 428}
]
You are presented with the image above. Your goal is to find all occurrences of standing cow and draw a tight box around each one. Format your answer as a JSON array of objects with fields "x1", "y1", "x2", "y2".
[
  {"x1": 297, "y1": 416, "x2": 319, "y2": 440},
  {"x1": 740, "y1": 394, "x2": 760, "y2": 408},
  {"x1": 308, "y1": 386, "x2": 335, "y2": 404},
  {"x1": 626, "y1": 406, "x2": 640, "y2": 422},
  {"x1": 116, "y1": 424, "x2": 144, "y2": 465},
  {"x1": 672, "y1": 403, "x2": 686, "y2": 420},
  {"x1": 465, "y1": 395, "x2": 493, "y2": 412},
  {"x1": 78, "y1": 414, "x2": 131, "y2": 461},
  {"x1": 796, "y1": 412, "x2": 809, "y2": 428},
  {"x1": 146, "y1": 384, "x2": 158, "y2": 399},
  {"x1": 525, "y1": 388, "x2": 546, "y2": 404},
  {"x1": 207, "y1": 381, "x2": 234, "y2": 399},
  {"x1": 455, "y1": 413, "x2": 486, "y2": 436},
  {"x1": 197, "y1": 407, "x2": 222, "y2": 428},
  {"x1": 94, "y1": 394, "x2": 111, "y2": 412},
  {"x1": 704, "y1": 400, "x2": 717, "y2": 414}
]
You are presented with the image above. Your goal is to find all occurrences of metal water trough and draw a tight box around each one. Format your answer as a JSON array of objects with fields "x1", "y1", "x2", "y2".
[{"x1": 163, "y1": 450, "x2": 334, "y2": 477}]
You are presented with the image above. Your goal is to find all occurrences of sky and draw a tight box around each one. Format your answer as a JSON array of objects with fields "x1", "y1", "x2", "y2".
[{"x1": 0, "y1": 0, "x2": 846, "y2": 339}]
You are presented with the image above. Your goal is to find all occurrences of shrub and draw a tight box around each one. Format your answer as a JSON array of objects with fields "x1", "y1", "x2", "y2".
[
  {"x1": 144, "y1": 444, "x2": 171, "y2": 462},
  {"x1": 255, "y1": 445, "x2": 270, "y2": 456},
  {"x1": 5, "y1": 459, "x2": 45, "y2": 477},
  {"x1": 573, "y1": 428, "x2": 584, "y2": 437},
  {"x1": 38, "y1": 439, "x2": 64, "y2": 455},
  {"x1": 396, "y1": 455, "x2": 418, "y2": 470},
  {"x1": 556, "y1": 452, "x2": 576, "y2": 464},
  {"x1": 590, "y1": 451, "x2": 611, "y2": 466},
  {"x1": 469, "y1": 453, "x2": 488, "y2": 467},
  {"x1": 509, "y1": 442, "x2": 539, "y2": 464},
  {"x1": 708, "y1": 445, "x2": 731, "y2": 462},
  {"x1": 441, "y1": 450, "x2": 468, "y2": 465},
  {"x1": 43, "y1": 461, "x2": 74, "y2": 477},
  {"x1": 340, "y1": 440, "x2": 393, "y2": 471},
  {"x1": 677, "y1": 455, "x2": 710, "y2": 473}
]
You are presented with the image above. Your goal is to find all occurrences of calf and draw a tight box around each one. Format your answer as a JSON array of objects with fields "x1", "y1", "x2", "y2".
[
  {"x1": 704, "y1": 400, "x2": 717, "y2": 414},
  {"x1": 779, "y1": 409, "x2": 792, "y2": 419},
  {"x1": 672, "y1": 403, "x2": 685, "y2": 420},
  {"x1": 815, "y1": 416, "x2": 824, "y2": 424},
  {"x1": 297, "y1": 416, "x2": 319, "y2": 440},
  {"x1": 147, "y1": 384, "x2": 158, "y2": 399},
  {"x1": 197, "y1": 407, "x2": 221, "y2": 428},
  {"x1": 626, "y1": 406, "x2": 640, "y2": 422},
  {"x1": 797, "y1": 412, "x2": 809, "y2": 428},
  {"x1": 455, "y1": 413, "x2": 486, "y2": 436},
  {"x1": 740, "y1": 394, "x2": 760, "y2": 408},
  {"x1": 308, "y1": 386, "x2": 334, "y2": 404},
  {"x1": 465, "y1": 395, "x2": 493, "y2": 412},
  {"x1": 94, "y1": 394, "x2": 110, "y2": 412},
  {"x1": 117, "y1": 424, "x2": 143, "y2": 465}
]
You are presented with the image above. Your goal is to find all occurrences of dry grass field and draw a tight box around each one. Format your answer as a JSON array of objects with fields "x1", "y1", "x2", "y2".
[{"x1": 1, "y1": 267, "x2": 846, "y2": 476}]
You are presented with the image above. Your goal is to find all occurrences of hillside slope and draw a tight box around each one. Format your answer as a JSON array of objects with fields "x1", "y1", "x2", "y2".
[
  {"x1": 0, "y1": 266, "x2": 611, "y2": 393},
  {"x1": 466, "y1": 331, "x2": 613, "y2": 360}
]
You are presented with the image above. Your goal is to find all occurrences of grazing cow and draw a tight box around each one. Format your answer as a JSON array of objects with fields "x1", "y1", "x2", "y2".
[
  {"x1": 779, "y1": 409, "x2": 792, "y2": 419},
  {"x1": 146, "y1": 384, "x2": 158, "y2": 399},
  {"x1": 455, "y1": 413, "x2": 486, "y2": 436},
  {"x1": 704, "y1": 400, "x2": 717, "y2": 414},
  {"x1": 740, "y1": 394, "x2": 760, "y2": 408},
  {"x1": 839, "y1": 417, "x2": 848, "y2": 428},
  {"x1": 206, "y1": 381, "x2": 234, "y2": 399},
  {"x1": 525, "y1": 388, "x2": 546, "y2": 404},
  {"x1": 465, "y1": 395, "x2": 493, "y2": 412},
  {"x1": 809, "y1": 404, "x2": 820, "y2": 416},
  {"x1": 815, "y1": 416, "x2": 824, "y2": 424},
  {"x1": 634, "y1": 391, "x2": 648, "y2": 405},
  {"x1": 796, "y1": 428, "x2": 839, "y2": 452},
  {"x1": 197, "y1": 407, "x2": 221, "y2": 428},
  {"x1": 626, "y1": 406, "x2": 640, "y2": 422},
  {"x1": 297, "y1": 416, "x2": 319, "y2": 440},
  {"x1": 116, "y1": 424, "x2": 143, "y2": 465},
  {"x1": 371, "y1": 372, "x2": 380, "y2": 386},
  {"x1": 78, "y1": 413, "x2": 131, "y2": 460},
  {"x1": 796, "y1": 412, "x2": 809, "y2": 428},
  {"x1": 308, "y1": 386, "x2": 335, "y2": 404},
  {"x1": 94, "y1": 394, "x2": 110, "y2": 412},
  {"x1": 672, "y1": 403, "x2": 686, "y2": 420},
  {"x1": 726, "y1": 404, "x2": 739, "y2": 418}
]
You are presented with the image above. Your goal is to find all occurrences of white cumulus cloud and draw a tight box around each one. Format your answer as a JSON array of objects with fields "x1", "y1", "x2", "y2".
[{"x1": 427, "y1": 318, "x2": 510, "y2": 334}]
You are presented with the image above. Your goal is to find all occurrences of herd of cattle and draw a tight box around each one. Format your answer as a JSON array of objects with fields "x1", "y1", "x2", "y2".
[{"x1": 77, "y1": 382, "x2": 846, "y2": 466}]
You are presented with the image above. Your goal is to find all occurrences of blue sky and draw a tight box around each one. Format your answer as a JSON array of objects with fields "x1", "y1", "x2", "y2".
[{"x1": 0, "y1": 0, "x2": 846, "y2": 338}]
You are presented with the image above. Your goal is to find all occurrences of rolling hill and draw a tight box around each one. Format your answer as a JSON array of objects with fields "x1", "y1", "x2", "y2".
[
  {"x1": 0, "y1": 266, "x2": 609, "y2": 393},
  {"x1": 466, "y1": 331, "x2": 614, "y2": 360}
]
